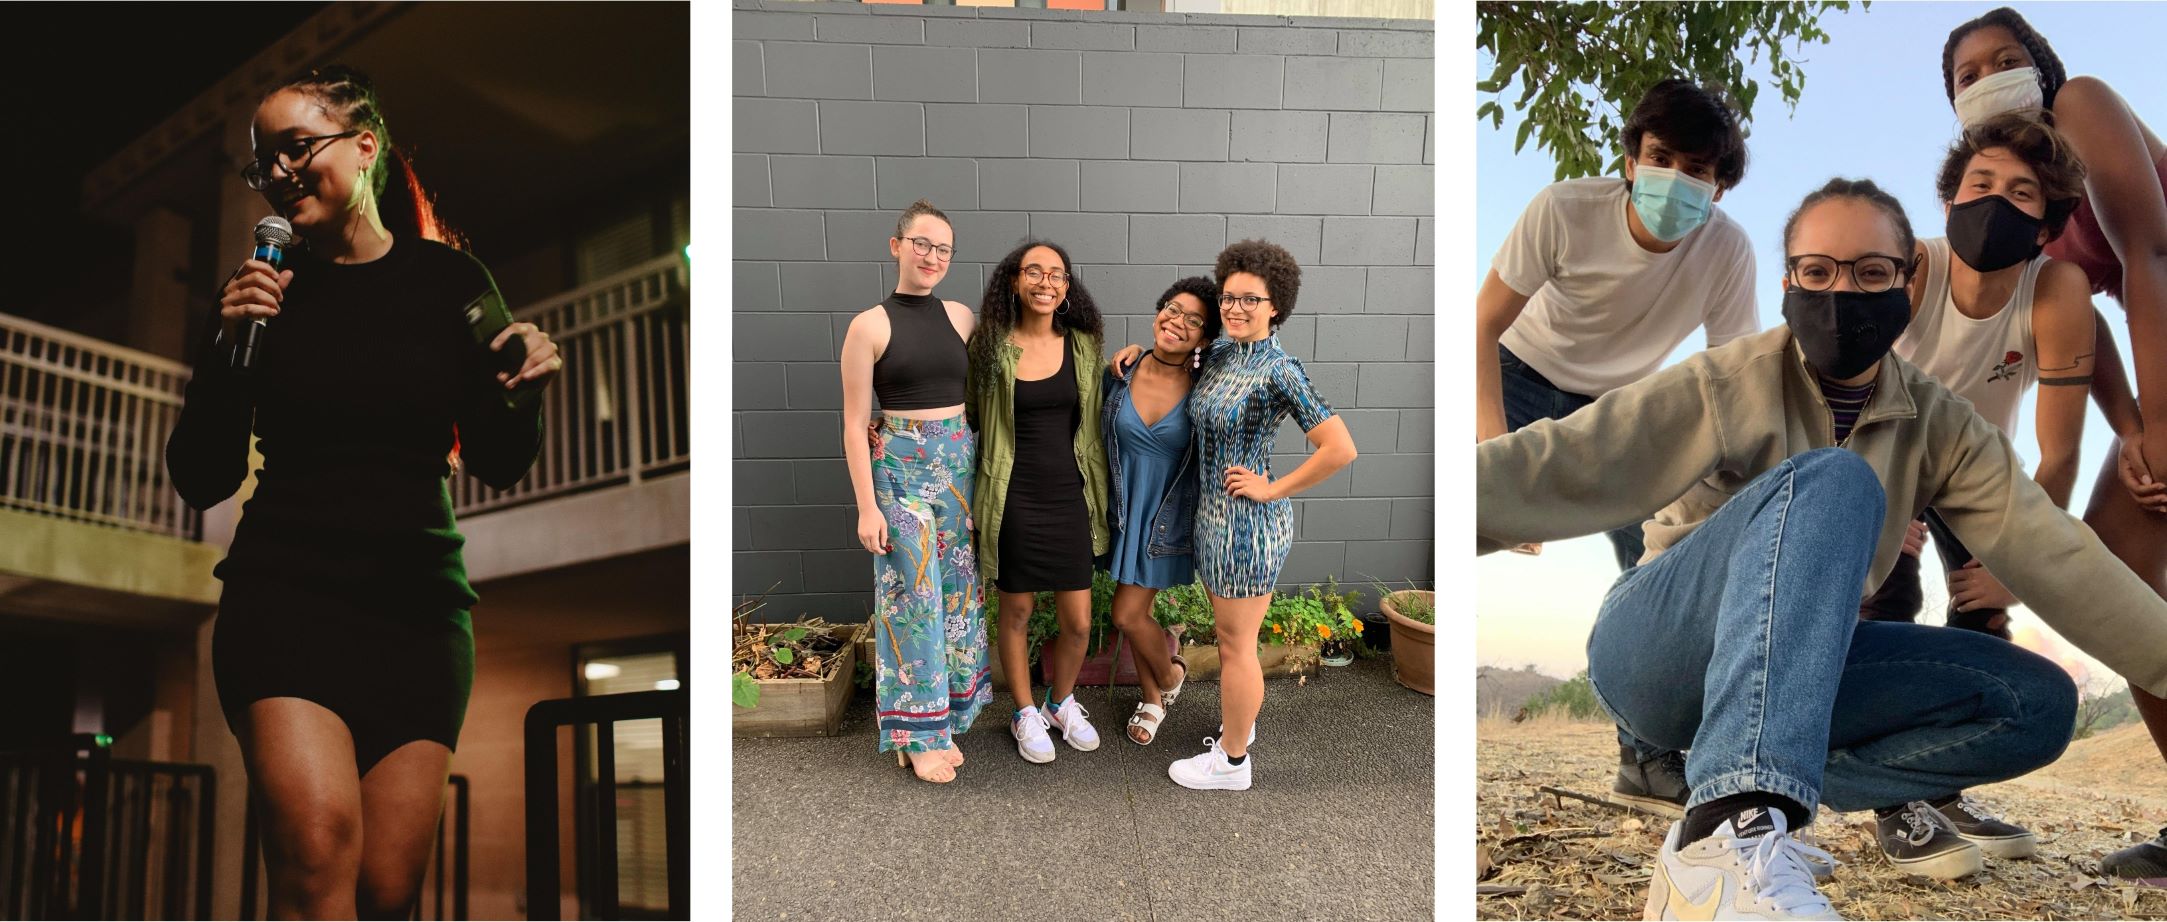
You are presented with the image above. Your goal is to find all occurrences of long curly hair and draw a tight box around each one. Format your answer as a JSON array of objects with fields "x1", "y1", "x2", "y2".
[
  {"x1": 969, "y1": 239, "x2": 1103, "y2": 386},
  {"x1": 1942, "y1": 8, "x2": 2066, "y2": 110}
]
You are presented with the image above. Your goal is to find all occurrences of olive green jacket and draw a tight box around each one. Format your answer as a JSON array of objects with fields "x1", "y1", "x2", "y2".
[
  {"x1": 967, "y1": 331, "x2": 1112, "y2": 583},
  {"x1": 1477, "y1": 327, "x2": 2167, "y2": 698}
]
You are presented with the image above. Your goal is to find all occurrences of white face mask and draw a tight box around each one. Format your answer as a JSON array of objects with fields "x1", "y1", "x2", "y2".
[{"x1": 1955, "y1": 66, "x2": 2044, "y2": 127}]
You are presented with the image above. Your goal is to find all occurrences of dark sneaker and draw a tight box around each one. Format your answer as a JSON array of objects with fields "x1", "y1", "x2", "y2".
[
  {"x1": 1932, "y1": 793, "x2": 2035, "y2": 859},
  {"x1": 2100, "y1": 827, "x2": 2167, "y2": 885},
  {"x1": 1614, "y1": 746, "x2": 1688, "y2": 819},
  {"x1": 1875, "y1": 801, "x2": 1984, "y2": 880}
]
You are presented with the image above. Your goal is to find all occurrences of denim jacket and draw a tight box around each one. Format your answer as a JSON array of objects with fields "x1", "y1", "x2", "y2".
[{"x1": 1101, "y1": 356, "x2": 1199, "y2": 558}]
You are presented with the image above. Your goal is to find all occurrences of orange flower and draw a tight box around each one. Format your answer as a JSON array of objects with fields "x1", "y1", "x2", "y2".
[
  {"x1": 1318, "y1": 623, "x2": 1332, "y2": 640},
  {"x1": 1271, "y1": 623, "x2": 1283, "y2": 634},
  {"x1": 1350, "y1": 618, "x2": 1364, "y2": 633}
]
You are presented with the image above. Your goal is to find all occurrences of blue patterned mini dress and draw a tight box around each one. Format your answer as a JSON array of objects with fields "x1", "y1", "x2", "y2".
[{"x1": 1187, "y1": 334, "x2": 1335, "y2": 598}]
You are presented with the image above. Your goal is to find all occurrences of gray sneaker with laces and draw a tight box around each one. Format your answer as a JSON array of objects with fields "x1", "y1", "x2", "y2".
[
  {"x1": 1931, "y1": 793, "x2": 2035, "y2": 859},
  {"x1": 1874, "y1": 801, "x2": 1983, "y2": 880}
]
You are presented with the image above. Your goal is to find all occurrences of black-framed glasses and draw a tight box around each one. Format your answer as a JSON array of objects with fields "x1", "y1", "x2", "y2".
[
  {"x1": 1219, "y1": 294, "x2": 1272, "y2": 312},
  {"x1": 1158, "y1": 301, "x2": 1206, "y2": 329},
  {"x1": 901, "y1": 236, "x2": 955, "y2": 261},
  {"x1": 1020, "y1": 266, "x2": 1068, "y2": 285},
  {"x1": 1785, "y1": 254, "x2": 1911, "y2": 293},
  {"x1": 242, "y1": 131, "x2": 362, "y2": 191}
]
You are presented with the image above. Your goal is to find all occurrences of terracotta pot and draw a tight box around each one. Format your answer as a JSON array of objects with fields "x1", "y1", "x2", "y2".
[{"x1": 1382, "y1": 590, "x2": 1435, "y2": 696}]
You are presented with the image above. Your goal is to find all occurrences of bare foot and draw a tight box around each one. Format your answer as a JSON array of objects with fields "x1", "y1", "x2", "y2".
[
  {"x1": 942, "y1": 743, "x2": 965, "y2": 767},
  {"x1": 904, "y1": 749, "x2": 956, "y2": 783}
]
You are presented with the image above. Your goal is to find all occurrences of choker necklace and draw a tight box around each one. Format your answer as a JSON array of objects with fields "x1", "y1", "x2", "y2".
[{"x1": 1147, "y1": 350, "x2": 1185, "y2": 367}]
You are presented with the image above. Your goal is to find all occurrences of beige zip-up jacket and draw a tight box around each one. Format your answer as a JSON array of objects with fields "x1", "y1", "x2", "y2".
[{"x1": 1477, "y1": 327, "x2": 2167, "y2": 697}]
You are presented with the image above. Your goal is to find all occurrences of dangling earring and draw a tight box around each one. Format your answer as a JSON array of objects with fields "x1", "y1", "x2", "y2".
[{"x1": 1191, "y1": 347, "x2": 1201, "y2": 369}]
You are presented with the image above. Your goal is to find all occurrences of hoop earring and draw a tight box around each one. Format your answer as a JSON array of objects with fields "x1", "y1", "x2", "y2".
[{"x1": 1055, "y1": 299, "x2": 1069, "y2": 315}]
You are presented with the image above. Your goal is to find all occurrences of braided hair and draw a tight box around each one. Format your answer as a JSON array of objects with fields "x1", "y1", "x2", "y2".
[
  {"x1": 1781, "y1": 178, "x2": 1918, "y2": 271},
  {"x1": 272, "y1": 65, "x2": 465, "y2": 250},
  {"x1": 1942, "y1": 8, "x2": 2067, "y2": 110}
]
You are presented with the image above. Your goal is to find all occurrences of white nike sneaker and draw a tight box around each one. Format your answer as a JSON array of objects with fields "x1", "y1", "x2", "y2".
[
  {"x1": 1047, "y1": 696, "x2": 1101, "y2": 751},
  {"x1": 1168, "y1": 736, "x2": 1251, "y2": 791},
  {"x1": 1645, "y1": 807, "x2": 1843, "y2": 921},
  {"x1": 1011, "y1": 706, "x2": 1056, "y2": 764}
]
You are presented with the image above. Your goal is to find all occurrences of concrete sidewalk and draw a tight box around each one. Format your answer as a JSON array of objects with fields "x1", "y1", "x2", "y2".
[{"x1": 732, "y1": 656, "x2": 1436, "y2": 922}]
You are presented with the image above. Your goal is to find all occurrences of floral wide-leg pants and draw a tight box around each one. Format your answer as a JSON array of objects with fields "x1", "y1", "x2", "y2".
[{"x1": 870, "y1": 414, "x2": 991, "y2": 752}]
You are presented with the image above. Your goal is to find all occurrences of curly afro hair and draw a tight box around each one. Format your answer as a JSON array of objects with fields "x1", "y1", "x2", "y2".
[{"x1": 1214, "y1": 239, "x2": 1301, "y2": 329}]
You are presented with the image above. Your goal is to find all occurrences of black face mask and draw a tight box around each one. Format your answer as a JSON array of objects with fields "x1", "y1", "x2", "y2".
[
  {"x1": 1946, "y1": 195, "x2": 2045, "y2": 272},
  {"x1": 1782, "y1": 287, "x2": 1912, "y2": 380}
]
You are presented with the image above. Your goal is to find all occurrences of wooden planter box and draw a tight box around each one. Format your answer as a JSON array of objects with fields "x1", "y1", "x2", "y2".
[{"x1": 733, "y1": 623, "x2": 864, "y2": 738}]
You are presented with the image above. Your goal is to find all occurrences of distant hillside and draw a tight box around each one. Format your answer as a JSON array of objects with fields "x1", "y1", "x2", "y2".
[{"x1": 1476, "y1": 665, "x2": 1561, "y2": 718}]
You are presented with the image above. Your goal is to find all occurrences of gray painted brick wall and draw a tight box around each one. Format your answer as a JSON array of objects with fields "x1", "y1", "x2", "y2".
[{"x1": 735, "y1": 2, "x2": 1434, "y2": 620}]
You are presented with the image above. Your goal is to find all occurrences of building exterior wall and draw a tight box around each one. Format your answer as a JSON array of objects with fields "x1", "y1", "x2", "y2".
[{"x1": 733, "y1": 1, "x2": 1435, "y2": 619}]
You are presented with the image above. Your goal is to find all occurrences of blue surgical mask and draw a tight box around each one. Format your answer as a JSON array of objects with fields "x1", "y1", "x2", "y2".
[{"x1": 1630, "y1": 166, "x2": 1717, "y2": 242}]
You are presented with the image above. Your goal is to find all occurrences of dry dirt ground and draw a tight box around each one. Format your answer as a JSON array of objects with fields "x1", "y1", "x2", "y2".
[{"x1": 1475, "y1": 718, "x2": 2167, "y2": 920}]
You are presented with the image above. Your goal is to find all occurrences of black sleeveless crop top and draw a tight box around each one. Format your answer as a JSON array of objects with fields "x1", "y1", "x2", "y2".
[{"x1": 872, "y1": 292, "x2": 968, "y2": 409}]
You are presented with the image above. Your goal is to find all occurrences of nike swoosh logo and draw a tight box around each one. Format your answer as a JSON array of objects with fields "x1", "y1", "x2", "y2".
[{"x1": 1667, "y1": 870, "x2": 1726, "y2": 922}]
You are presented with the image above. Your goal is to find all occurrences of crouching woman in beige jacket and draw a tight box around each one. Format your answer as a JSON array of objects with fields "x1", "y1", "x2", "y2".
[{"x1": 1478, "y1": 177, "x2": 2167, "y2": 922}]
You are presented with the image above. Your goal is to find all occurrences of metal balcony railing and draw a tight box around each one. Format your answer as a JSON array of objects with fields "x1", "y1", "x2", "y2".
[
  {"x1": 0, "y1": 315, "x2": 198, "y2": 539},
  {"x1": 524, "y1": 689, "x2": 688, "y2": 920},
  {"x1": 0, "y1": 735, "x2": 217, "y2": 921},
  {"x1": 452, "y1": 254, "x2": 692, "y2": 517},
  {"x1": 0, "y1": 250, "x2": 689, "y2": 539}
]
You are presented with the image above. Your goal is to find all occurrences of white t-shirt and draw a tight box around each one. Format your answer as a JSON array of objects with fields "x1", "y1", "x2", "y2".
[
  {"x1": 1893, "y1": 236, "x2": 2042, "y2": 437},
  {"x1": 1493, "y1": 178, "x2": 1760, "y2": 396}
]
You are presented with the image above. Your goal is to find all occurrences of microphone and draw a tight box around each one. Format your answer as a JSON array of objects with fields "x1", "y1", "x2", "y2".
[{"x1": 231, "y1": 216, "x2": 293, "y2": 373}]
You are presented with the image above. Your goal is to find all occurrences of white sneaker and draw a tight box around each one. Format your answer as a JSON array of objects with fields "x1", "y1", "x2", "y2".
[
  {"x1": 1047, "y1": 696, "x2": 1100, "y2": 751},
  {"x1": 1168, "y1": 736, "x2": 1252, "y2": 791},
  {"x1": 1011, "y1": 706, "x2": 1056, "y2": 764},
  {"x1": 1646, "y1": 808, "x2": 1843, "y2": 921},
  {"x1": 1216, "y1": 721, "x2": 1257, "y2": 747}
]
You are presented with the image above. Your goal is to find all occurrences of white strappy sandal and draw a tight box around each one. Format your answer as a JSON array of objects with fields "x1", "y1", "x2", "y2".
[
  {"x1": 1128, "y1": 703, "x2": 1167, "y2": 745},
  {"x1": 1159, "y1": 653, "x2": 1190, "y2": 709}
]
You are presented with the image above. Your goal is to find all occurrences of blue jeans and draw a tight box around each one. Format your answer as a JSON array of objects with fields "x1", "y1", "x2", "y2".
[
  {"x1": 1499, "y1": 344, "x2": 1659, "y2": 757},
  {"x1": 1586, "y1": 449, "x2": 2076, "y2": 813},
  {"x1": 1498, "y1": 345, "x2": 1648, "y2": 571}
]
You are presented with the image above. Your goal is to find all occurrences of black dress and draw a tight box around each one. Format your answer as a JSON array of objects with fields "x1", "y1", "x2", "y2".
[
  {"x1": 996, "y1": 335, "x2": 1094, "y2": 593},
  {"x1": 166, "y1": 235, "x2": 542, "y2": 774}
]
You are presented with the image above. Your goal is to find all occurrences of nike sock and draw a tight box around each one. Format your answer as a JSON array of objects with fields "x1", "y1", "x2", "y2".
[{"x1": 1682, "y1": 792, "x2": 1806, "y2": 844}]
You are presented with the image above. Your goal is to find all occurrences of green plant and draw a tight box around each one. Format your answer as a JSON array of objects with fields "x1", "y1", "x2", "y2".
[
  {"x1": 1521, "y1": 670, "x2": 1604, "y2": 721},
  {"x1": 1153, "y1": 579, "x2": 1217, "y2": 643},
  {"x1": 1369, "y1": 578, "x2": 1434, "y2": 626}
]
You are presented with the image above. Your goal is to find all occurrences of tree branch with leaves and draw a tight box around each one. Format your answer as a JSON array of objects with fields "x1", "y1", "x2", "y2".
[{"x1": 1477, "y1": 1, "x2": 1866, "y2": 180}]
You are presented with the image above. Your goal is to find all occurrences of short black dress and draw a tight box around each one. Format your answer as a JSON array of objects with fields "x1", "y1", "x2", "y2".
[
  {"x1": 996, "y1": 335, "x2": 1094, "y2": 593},
  {"x1": 167, "y1": 235, "x2": 543, "y2": 775}
]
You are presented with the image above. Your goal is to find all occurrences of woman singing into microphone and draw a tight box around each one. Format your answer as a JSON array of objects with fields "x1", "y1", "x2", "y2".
[{"x1": 166, "y1": 66, "x2": 560, "y2": 919}]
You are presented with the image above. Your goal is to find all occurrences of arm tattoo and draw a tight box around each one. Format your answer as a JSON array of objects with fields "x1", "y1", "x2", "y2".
[
  {"x1": 2038, "y1": 352, "x2": 2094, "y2": 372},
  {"x1": 2039, "y1": 375, "x2": 2094, "y2": 386}
]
